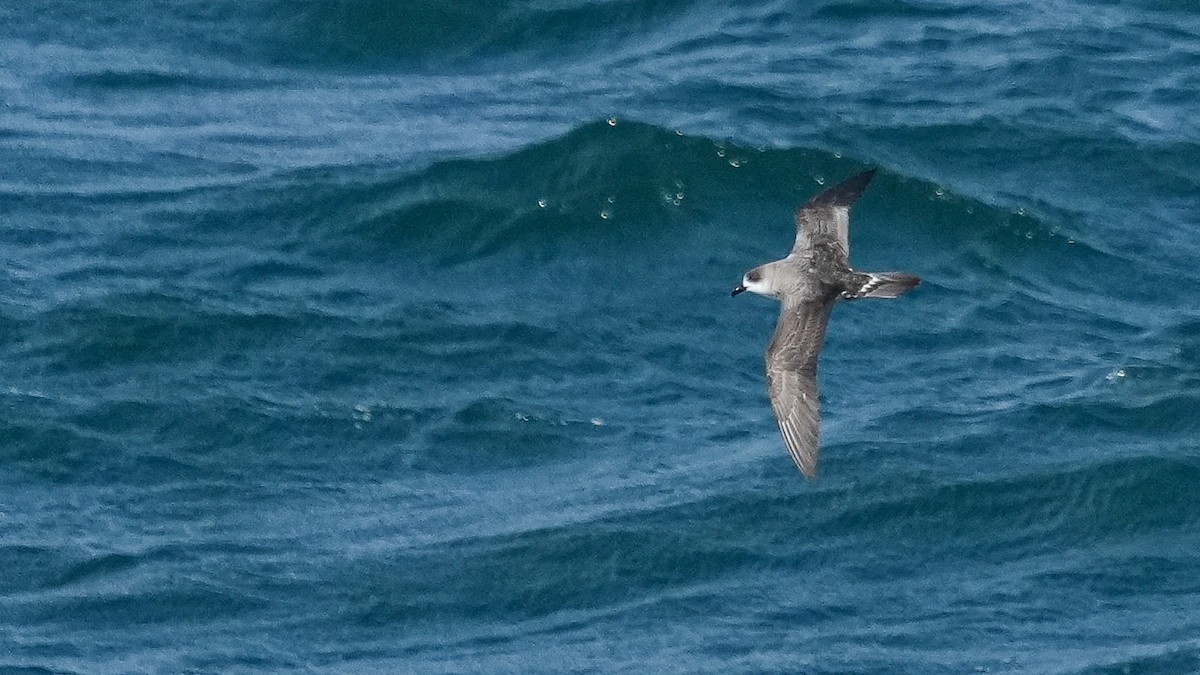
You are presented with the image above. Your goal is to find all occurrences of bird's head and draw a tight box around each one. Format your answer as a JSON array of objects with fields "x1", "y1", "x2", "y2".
[{"x1": 731, "y1": 265, "x2": 776, "y2": 298}]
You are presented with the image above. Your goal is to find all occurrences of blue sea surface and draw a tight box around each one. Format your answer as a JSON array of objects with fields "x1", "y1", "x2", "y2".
[{"x1": 3, "y1": 1, "x2": 1200, "y2": 672}]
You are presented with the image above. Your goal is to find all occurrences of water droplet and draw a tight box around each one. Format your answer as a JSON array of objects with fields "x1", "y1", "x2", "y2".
[
  {"x1": 935, "y1": 187, "x2": 945, "y2": 197},
  {"x1": 716, "y1": 148, "x2": 726, "y2": 158},
  {"x1": 815, "y1": 175, "x2": 826, "y2": 185},
  {"x1": 1067, "y1": 238, "x2": 1075, "y2": 244},
  {"x1": 675, "y1": 192, "x2": 684, "y2": 200},
  {"x1": 607, "y1": 117, "x2": 617, "y2": 126},
  {"x1": 1025, "y1": 231, "x2": 1034, "y2": 239},
  {"x1": 833, "y1": 152, "x2": 842, "y2": 159},
  {"x1": 606, "y1": 195, "x2": 615, "y2": 204},
  {"x1": 515, "y1": 412, "x2": 530, "y2": 422},
  {"x1": 600, "y1": 210, "x2": 611, "y2": 220},
  {"x1": 590, "y1": 418, "x2": 604, "y2": 426},
  {"x1": 537, "y1": 198, "x2": 547, "y2": 208},
  {"x1": 729, "y1": 159, "x2": 741, "y2": 168}
]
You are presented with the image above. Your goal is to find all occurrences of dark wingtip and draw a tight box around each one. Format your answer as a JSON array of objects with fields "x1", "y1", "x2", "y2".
[{"x1": 804, "y1": 168, "x2": 877, "y2": 209}]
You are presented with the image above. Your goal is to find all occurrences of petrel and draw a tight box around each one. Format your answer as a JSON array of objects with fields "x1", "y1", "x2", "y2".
[{"x1": 731, "y1": 169, "x2": 919, "y2": 478}]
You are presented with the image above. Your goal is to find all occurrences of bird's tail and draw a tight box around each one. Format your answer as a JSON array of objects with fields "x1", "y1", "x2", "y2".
[{"x1": 846, "y1": 272, "x2": 921, "y2": 299}]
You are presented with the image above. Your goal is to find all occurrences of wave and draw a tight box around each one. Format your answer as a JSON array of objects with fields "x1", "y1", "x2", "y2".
[
  {"x1": 166, "y1": 120, "x2": 1089, "y2": 264},
  {"x1": 137, "y1": 118, "x2": 1148, "y2": 366}
]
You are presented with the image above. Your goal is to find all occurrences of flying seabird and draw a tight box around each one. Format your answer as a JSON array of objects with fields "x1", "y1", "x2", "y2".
[{"x1": 731, "y1": 169, "x2": 920, "y2": 478}]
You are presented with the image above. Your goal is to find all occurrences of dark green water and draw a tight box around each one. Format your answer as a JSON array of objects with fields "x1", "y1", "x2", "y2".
[{"x1": 2, "y1": 1, "x2": 1199, "y2": 672}]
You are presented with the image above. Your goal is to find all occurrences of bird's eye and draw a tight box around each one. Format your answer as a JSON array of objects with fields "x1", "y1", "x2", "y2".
[{"x1": 747, "y1": 271, "x2": 761, "y2": 282}]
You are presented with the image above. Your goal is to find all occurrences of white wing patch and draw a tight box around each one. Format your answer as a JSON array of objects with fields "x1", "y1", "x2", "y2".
[
  {"x1": 844, "y1": 273, "x2": 921, "y2": 299},
  {"x1": 832, "y1": 206, "x2": 850, "y2": 255}
]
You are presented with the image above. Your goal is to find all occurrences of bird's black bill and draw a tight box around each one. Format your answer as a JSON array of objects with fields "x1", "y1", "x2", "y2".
[{"x1": 731, "y1": 285, "x2": 746, "y2": 297}]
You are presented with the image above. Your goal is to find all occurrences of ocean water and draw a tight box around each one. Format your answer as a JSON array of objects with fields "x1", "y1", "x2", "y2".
[{"x1": 2, "y1": 0, "x2": 1200, "y2": 672}]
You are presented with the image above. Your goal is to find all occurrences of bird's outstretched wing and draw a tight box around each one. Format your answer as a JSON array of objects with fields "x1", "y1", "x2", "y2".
[
  {"x1": 791, "y1": 169, "x2": 876, "y2": 259},
  {"x1": 765, "y1": 300, "x2": 834, "y2": 478}
]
